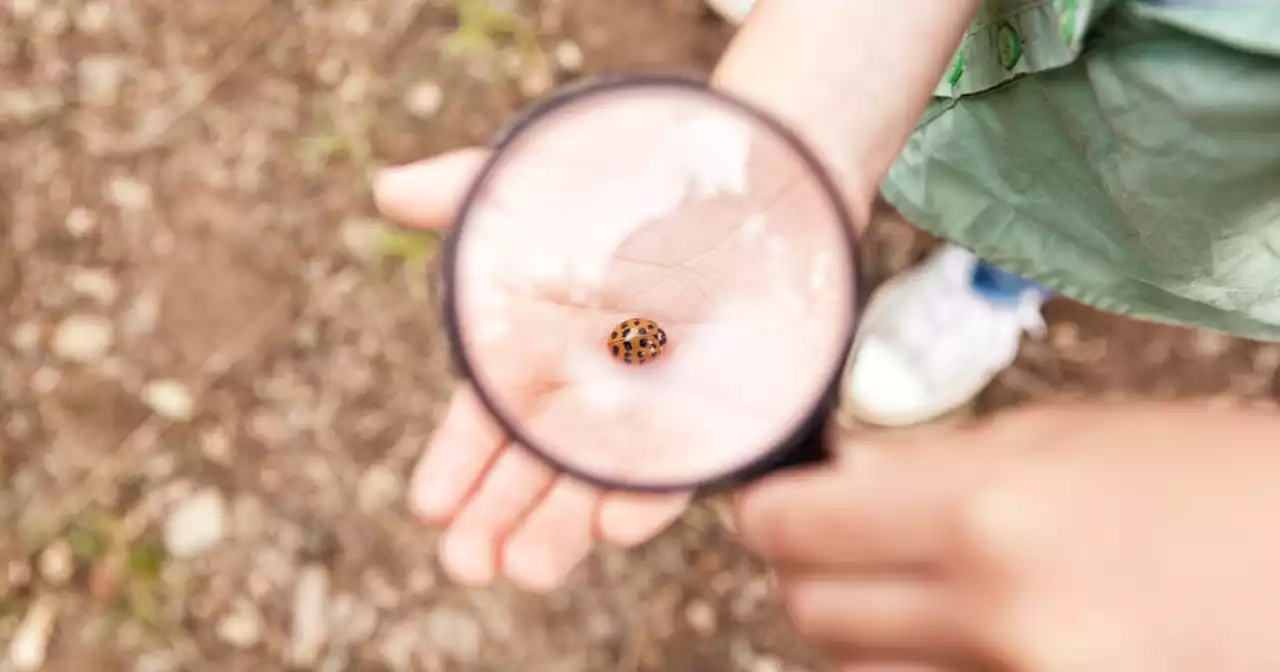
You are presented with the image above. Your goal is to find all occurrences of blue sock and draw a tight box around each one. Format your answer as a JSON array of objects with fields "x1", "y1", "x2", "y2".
[{"x1": 969, "y1": 259, "x2": 1049, "y2": 307}]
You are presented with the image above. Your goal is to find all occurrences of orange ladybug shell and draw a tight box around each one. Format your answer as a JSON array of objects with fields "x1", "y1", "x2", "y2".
[{"x1": 606, "y1": 317, "x2": 667, "y2": 365}]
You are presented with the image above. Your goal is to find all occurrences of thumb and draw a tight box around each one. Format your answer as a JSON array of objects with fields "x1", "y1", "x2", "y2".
[{"x1": 373, "y1": 147, "x2": 490, "y2": 230}]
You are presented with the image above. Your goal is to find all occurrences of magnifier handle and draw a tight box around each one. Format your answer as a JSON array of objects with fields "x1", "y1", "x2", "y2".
[
  {"x1": 728, "y1": 410, "x2": 832, "y2": 489},
  {"x1": 772, "y1": 422, "x2": 830, "y2": 471}
]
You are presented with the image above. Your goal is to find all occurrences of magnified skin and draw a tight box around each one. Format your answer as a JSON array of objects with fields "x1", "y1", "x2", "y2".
[{"x1": 449, "y1": 87, "x2": 856, "y2": 489}]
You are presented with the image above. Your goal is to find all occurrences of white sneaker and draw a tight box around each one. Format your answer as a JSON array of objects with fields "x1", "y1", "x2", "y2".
[
  {"x1": 705, "y1": 0, "x2": 755, "y2": 25},
  {"x1": 840, "y1": 244, "x2": 1048, "y2": 427}
]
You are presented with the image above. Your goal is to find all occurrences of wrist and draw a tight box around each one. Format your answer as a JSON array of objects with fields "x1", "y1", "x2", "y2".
[{"x1": 708, "y1": 0, "x2": 981, "y2": 231}]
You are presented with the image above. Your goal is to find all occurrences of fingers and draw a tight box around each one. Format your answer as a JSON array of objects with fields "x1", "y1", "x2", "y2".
[
  {"x1": 779, "y1": 576, "x2": 969, "y2": 658},
  {"x1": 502, "y1": 477, "x2": 600, "y2": 592},
  {"x1": 410, "y1": 386, "x2": 506, "y2": 522},
  {"x1": 373, "y1": 147, "x2": 490, "y2": 229},
  {"x1": 444, "y1": 463, "x2": 687, "y2": 589},
  {"x1": 734, "y1": 441, "x2": 980, "y2": 573},
  {"x1": 438, "y1": 446, "x2": 556, "y2": 586},
  {"x1": 596, "y1": 491, "x2": 691, "y2": 547}
]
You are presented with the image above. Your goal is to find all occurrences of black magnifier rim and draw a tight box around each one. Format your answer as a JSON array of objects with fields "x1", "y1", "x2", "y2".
[{"x1": 440, "y1": 70, "x2": 865, "y2": 494}]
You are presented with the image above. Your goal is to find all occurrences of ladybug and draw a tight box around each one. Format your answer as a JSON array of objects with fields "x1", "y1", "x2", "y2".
[{"x1": 606, "y1": 317, "x2": 667, "y2": 365}]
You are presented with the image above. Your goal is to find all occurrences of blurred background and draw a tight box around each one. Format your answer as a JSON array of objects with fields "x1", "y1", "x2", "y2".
[{"x1": 3, "y1": 0, "x2": 1278, "y2": 670}]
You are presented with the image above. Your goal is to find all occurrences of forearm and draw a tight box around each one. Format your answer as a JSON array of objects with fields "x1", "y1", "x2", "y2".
[{"x1": 711, "y1": 0, "x2": 980, "y2": 227}]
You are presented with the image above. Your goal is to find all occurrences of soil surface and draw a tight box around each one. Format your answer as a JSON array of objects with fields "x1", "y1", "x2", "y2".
[{"x1": 3, "y1": 1, "x2": 1277, "y2": 671}]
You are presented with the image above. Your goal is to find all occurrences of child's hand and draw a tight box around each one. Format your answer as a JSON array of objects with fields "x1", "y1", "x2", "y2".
[
  {"x1": 374, "y1": 150, "x2": 692, "y2": 591},
  {"x1": 376, "y1": 106, "x2": 854, "y2": 590},
  {"x1": 735, "y1": 402, "x2": 1280, "y2": 672}
]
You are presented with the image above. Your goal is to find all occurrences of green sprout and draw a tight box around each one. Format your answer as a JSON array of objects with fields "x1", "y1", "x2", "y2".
[{"x1": 441, "y1": 0, "x2": 542, "y2": 62}]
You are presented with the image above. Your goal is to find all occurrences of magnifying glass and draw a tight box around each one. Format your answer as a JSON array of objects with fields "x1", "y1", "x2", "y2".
[{"x1": 441, "y1": 72, "x2": 864, "y2": 494}]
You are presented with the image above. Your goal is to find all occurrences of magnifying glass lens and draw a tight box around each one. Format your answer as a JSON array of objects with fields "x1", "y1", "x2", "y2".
[{"x1": 446, "y1": 77, "x2": 860, "y2": 491}]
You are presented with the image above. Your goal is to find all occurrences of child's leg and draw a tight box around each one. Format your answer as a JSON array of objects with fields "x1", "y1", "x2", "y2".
[{"x1": 840, "y1": 245, "x2": 1049, "y2": 427}]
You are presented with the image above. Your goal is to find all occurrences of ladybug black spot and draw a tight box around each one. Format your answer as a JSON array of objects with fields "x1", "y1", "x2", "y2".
[
  {"x1": 637, "y1": 328, "x2": 647, "y2": 335},
  {"x1": 639, "y1": 338, "x2": 649, "y2": 347},
  {"x1": 611, "y1": 331, "x2": 618, "y2": 339},
  {"x1": 621, "y1": 328, "x2": 631, "y2": 339},
  {"x1": 637, "y1": 351, "x2": 646, "y2": 360},
  {"x1": 624, "y1": 341, "x2": 633, "y2": 351},
  {"x1": 624, "y1": 354, "x2": 632, "y2": 363},
  {"x1": 612, "y1": 345, "x2": 620, "y2": 356}
]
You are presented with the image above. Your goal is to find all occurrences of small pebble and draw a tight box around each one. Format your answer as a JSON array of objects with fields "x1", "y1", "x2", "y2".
[
  {"x1": 216, "y1": 601, "x2": 265, "y2": 649},
  {"x1": 329, "y1": 593, "x2": 378, "y2": 644},
  {"x1": 685, "y1": 599, "x2": 717, "y2": 636},
  {"x1": 0, "y1": 87, "x2": 63, "y2": 125},
  {"x1": 553, "y1": 40, "x2": 584, "y2": 72},
  {"x1": 288, "y1": 564, "x2": 331, "y2": 667},
  {"x1": 38, "y1": 540, "x2": 74, "y2": 586},
  {"x1": 78, "y1": 54, "x2": 129, "y2": 105},
  {"x1": 51, "y1": 314, "x2": 113, "y2": 363},
  {"x1": 9, "y1": 321, "x2": 40, "y2": 354},
  {"x1": 751, "y1": 655, "x2": 785, "y2": 672},
  {"x1": 318, "y1": 649, "x2": 351, "y2": 672},
  {"x1": 164, "y1": 488, "x2": 227, "y2": 558},
  {"x1": 406, "y1": 566, "x2": 435, "y2": 595},
  {"x1": 1254, "y1": 346, "x2": 1280, "y2": 373},
  {"x1": 121, "y1": 289, "x2": 160, "y2": 337},
  {"x1": 1192, "y1": 330, "x2": 1232, "y2": 358},
  {"x1": 69, "y1": 267, "x2": 119, "y2": 304},
  {"x1": 10, "y1": 0, "x2": 36, "y2": 19},
  {"x1": 5, "y1": 559, "x2": 33, "y2": 593},
  {"x1": 141, "y1": 378, "x2": 195, "y2": 421},
  {"x1": 1050, "y1": 322, "x2": 1080, "y2": 350},
  {"x1": 357, "y1": 464, "x2": 403, "y2": 513},
  {"x1": 362, "y1": 568, "x2": 400, "y2": 611},
  {"x1": 76, "y1": 0, "x2": 111, "y2": 33},
  {"x1": 424, "y1": 607, "x2": 482, "y2": 662},
  {"x1": 338, "y1": 71, "x2": 369, "y2": 104},
  {"x1": 106, "y1": 176, "x2": 153, "y2": 211},
  {"x1": 340, "y1": 217, "x2": 385, "y2": 262},
  {"x1": 30, "y1": 367, "x2": 60, "y2": 394},
  {"x1": 7, "y1": 595, "x2": 58, "y2": 671},
  {"x1": 316, "y1": 57, "x2": 343, "y2": 86},
  {"x1": 403, "y1": 79, "x2": 444, "y2": 119},
  {"x1": 198, "y1": 427, "x2": 233, "y2": 464},
  {"x1": 64, "y1": 207, "x2": 97, "y2": 237},
  {"x1": 377, "y1": 619, "x2": 419, "y2": 671}
]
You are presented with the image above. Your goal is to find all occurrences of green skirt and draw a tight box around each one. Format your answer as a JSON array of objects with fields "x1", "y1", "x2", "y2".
[{"x1": 880, "y1": 0, "x2": 1280, "y2": 341}]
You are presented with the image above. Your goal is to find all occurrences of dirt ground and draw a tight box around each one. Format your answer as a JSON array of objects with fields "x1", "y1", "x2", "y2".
[{"x1": 3, "y1": 1, "x2": 1278, "y2": 671}]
